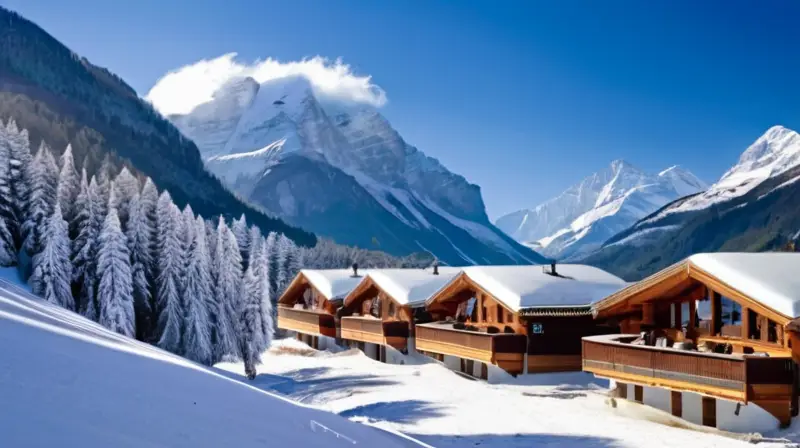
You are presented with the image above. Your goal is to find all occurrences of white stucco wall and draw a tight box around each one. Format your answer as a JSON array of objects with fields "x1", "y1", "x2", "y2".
[{"x1": 612, "y1": 382, "x2": 780, "y2": 434}]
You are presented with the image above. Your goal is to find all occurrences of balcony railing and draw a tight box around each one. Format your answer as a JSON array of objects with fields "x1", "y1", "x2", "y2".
[
  {"x1": 415, "y1": 322, "x2": 528, "y2": 374},
  {"x1": 277, "y1": 306, "x2": 337, "y2": 338},
  {"x1": 582, "y1": 334, "x2": 795, "y2": 403},
  {"x1": 340, "y1": 316, "x2": 410, "y2": 350}
]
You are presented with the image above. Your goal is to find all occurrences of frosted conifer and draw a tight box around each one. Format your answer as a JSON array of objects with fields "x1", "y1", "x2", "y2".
[
  {"x1": 112, "y1": 167, "x2": 141, "y2": 232},
  {"x1": 212, "y1": 217, "x2": 243, "y2": 363},
  {"x1": 183, "y1": 216, "x2": 213, "y2": 365},
  {"x1": 127, "y1": 191, "x2": 156, "y2": 341},
  {"x1": 22, "y1": 142, "x2": 58, "y2": 258},
  {"x1": 56, "y1": 145, "x2": 79, "y2": 225},
  {"x1": 6, "y1": 120, "x2": 32, "y2": 250},
  {"x1": 30, "y1": 203, "x2": 73, "y2": 310},
  {"x1": 97, "y1": 204, "x2": 135, "y2": 337},
  {"x1": 232, "y1": 214, "x2": 249, "y2": 270},
  {"x1": 155, "y1": 192, "x2": 184, "y2": 353}
]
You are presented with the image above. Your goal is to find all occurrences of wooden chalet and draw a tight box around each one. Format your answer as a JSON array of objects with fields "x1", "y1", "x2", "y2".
[
  {"x1": 277, "y1": 268, "x2": 366, "y2": 349},
  {"x1": 584, "y1": 253, "x2": 800, "y2": 431},
  {"x1": 339, "y1": 266, "x2": 461, "y2": 362},
  {"x1": 420, "y1": 264, "x2": 627, "y2": 379}
]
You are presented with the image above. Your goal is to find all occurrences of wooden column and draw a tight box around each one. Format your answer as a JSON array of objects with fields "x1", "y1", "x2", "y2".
[
  {"x1": 702, "y1": 397, "x2": 716, "y2": 427},
  {"x1": 466, "y1": 360, "x2": 475, "y2": 376},
  {"x1": 641, "y1": 303, "x2": 655, "y2": 326},
  {"x1": 688, "y1": 300, "x2": 697, "y2": 338},
  {"x1": 617, "y1": 382, "x2": 628, "y2": 399},
  {"x1": 460, "y1": 358, "x2": 466, "y2": 373},
  {"x1": 634, "y1": 385, "x2": 643, "y2": 403},
  {"x1": 670, "y1": 391, "x2": 682, "y2": 417},
  {"x1": 673, "y1": 303, "x2": 682, "y2": 329},
  {"x1": 710, "y1": 289, "x2": 721, "y2": 336}
]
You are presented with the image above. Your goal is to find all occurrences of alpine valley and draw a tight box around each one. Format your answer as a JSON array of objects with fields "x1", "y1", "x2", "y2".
[
  {"x1": 157, "y1": 64, "x2": 544, "y2": 266},
  {"x1": 495, "y1": 160, "x2": 708, "y2": 260}
]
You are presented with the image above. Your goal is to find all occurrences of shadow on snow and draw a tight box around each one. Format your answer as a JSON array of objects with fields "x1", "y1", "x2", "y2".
[
  {"x1": 411, "y1": 432, "x2": 623, "y2": 448},
  {"x1": 339, "y1": 400, "x2": 447, "y2": 425}
]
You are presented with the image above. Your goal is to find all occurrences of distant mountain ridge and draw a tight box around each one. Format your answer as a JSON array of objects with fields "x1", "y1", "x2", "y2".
[
  {"x1": 162, "y1": 73, "x2": 543, "y2": 265},
  {"x1": 495, "y1": 160, "x2": 707, "y2": 259},
  {"x1": 578, "y1": 125, "x2": 800, "y2": 280},
  {"x1": 0, "y1": 6, "x2": 314, "y2": 245}
]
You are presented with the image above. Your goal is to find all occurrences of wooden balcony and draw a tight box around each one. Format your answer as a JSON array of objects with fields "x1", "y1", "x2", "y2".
[
  {"x1": 277, "y1": 306, "x2": 337, "y2": 338},
  {"x1": 416, "y1": 322, "x2": 528, "y2": 375},
  {"x1": 340, "y1": 316, "x2": 410, "y2": 351},
  {"x1": 582, "y1": 334, "x2": 795, "y2": 423}
]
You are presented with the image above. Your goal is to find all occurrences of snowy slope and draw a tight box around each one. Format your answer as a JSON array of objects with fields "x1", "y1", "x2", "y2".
[
  {"x1": 496, "y1": 160, "x2": 707, "y2": 260},
  {"x1": 0, "y1": 270, "x2": 424, "y2": 447},
  {"x1": 217, "y1": 338, "x2": 793, "y2": 448},
  {"x1": 155, "y1": 65, "x2": 543, "y2": 266}
]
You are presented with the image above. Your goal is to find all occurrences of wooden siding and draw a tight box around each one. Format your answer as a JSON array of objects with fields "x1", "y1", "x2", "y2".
[
  {"x1": 416, "y1": 324, "x2": 527, "y2": 374},
  {"x1": 583, "y1": 336, "x2": 795, "y2": 425},
  {"x1": 339, "y1": 316, "x2": 410, "y2": 351},
  {"x1": 277, "y1": 306, "x2": 337, "y2": 338}
]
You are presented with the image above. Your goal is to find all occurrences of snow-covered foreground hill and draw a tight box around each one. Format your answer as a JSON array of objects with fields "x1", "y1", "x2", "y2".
[
  {"x1": 219, "y1": 339, "x2": 800, "y2": 448},
  {"x1": 0, "y1": 270, "x2": 423, "y2": 447}
]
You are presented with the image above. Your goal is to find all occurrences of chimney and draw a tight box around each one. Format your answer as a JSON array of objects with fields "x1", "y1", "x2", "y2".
[
  {"x1": 352, "y1": 263, "x2": 359, "y2": 277},
  {"x1": 550, "y1": 262, "x2": 557, "y2": 276},
  {"x1": 432, "y1": 259, "x2": 439, "y2": 275}
]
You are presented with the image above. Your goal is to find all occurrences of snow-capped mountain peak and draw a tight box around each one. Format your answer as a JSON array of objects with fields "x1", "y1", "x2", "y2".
[
  {"x1": 495, "y1": 160, "x2": 707, "y2": 260},
  {"x1": 162, "y1": 69, "x2": 542, "y2": 265},
  {"x1": 649, "y1": 125, "x2": 800, "y2": 217}
]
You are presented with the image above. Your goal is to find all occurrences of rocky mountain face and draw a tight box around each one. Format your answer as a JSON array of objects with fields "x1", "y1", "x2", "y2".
[
  {"x1": 167, "y1": 76, "x2": 542, "y2": 265},
  {"x1": 578, "y1": 126, "x2": 800, "y2": 280},
  {"x1": 0, "y1": 7, "x2": 314, "y2": 246},
  {"x1": 495, "y1": 160, "x2": 707, "y2": 260}
]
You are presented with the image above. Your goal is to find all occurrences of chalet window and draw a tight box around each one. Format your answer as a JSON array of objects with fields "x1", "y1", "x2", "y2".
[
  {"x1": 681, "y1": 302, "x2": 691, "y2": 329},
  {"x1": 497, "y1": 305, "x2": 504, "y2": 324},
  {"x1": 768, "y1": 320, "x2": 778, "y2": 343},
  {"x1": 482, "y1": 306, "x2": 487, "y2": 322},
  {"x1": 748, "y1": 309, "x2": 761, "y2": 340},
  {"x1": 466, "y1": 297, "x2": 476, "y2": 321},
  {"x1": 302, "y1": 289, "x2": 313, "y2": 309},
  {"x1": 388, "y1": 301, "x2": 396, "y2": 318},
  {"x1": 507, "y1": 311, "x2": 514, "y2": 323},
  {"x1": 720, "y1": 295, "x2": 742, "y2": 326},
  {"x1": 370, "y1": 298, "x2": 381, "y2": 318},
  {"x1": 696, "y1": 299, "x2": 712, "y2": 335}
]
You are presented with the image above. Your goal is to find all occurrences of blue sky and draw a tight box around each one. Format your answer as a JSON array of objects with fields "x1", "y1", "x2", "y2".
[{"x1": 5, "y1": 0, "x2": 800, "y2": 219}]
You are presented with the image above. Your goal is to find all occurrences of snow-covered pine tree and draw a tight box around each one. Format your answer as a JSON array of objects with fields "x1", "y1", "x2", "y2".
[
  {"x1": 5, "y1": 120, "x2": 32, "y2": 250},
  {"x1": 112, "y1": 167, "x2": 141, "y2": 233},
  {"x1": 182, "y1": 215, "x2": 213, "y2": 365},
  {"x1": 212, "y1": 217, "x2": 243, "y2": 363},
  {"x1": 127, "y1": 191, "x2": 156, "y2": 341},
  {"x1": 0, "y1": 124, "x2": 16, "y2": 266},
  {"x1": 252, "y1": 241, "x2": 274, "y2": 353},
  {"x1": 71, "y1": 171, "x2": 100, "y2": 317},
  {"x1": 29, "y1": 203, "x2": 73, "y2": 310},
  {"x1": 155, "y1": 193, "x2": 184, "y2": 354},
  {"x1": 139, "y1": 178, "x2": 159, "y2": 301},
  {"x1": 96, "y1": 204, "x2": 135, "y2": 337},
  {"x1": 22, "y1": 142, "x2": 59, "y2": 259},
  {"x1": 231, "y1": 214, "x2": 250, "y2": 271},
  {"x1": 264, "y1": 231, "x2": 279, "y2": 300},
  {"x1": 274, "y1": 233, "x2": 300, "y2": 299},
  {"x1": 56, "y1": 145, "x2": 79, "y2": 225},
  {"x1": 240, "y1": 257, "x2": 265, "y2": 380},
  {"x1": 247, "y1": 225, "x2": 262, "y2": 263}
]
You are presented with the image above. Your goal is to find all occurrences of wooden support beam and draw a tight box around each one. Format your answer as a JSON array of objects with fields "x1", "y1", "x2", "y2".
[
  {"x1": 671, "y1": 391, "x2": 682, "y2": 418},
  {"x1": 689, "y1": 300, "x2": 697, "y2": 338},
  {"x1": 710, "y1": 289, "x2": 721, "y2": 336},
  {"x1": 702, "y1": 397, "x2": 716, "y2": 427}
]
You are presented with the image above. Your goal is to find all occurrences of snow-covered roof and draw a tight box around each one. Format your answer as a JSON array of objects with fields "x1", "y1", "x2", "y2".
[
  {"x1": 300, "y1": 269, "x2": 367, "y2": 301},
  {"x1": 689, "y1": 253, "x2": 800, "y2": 318},
  {"x1": 365, "y1": 267, "x2": 461, "y2": 307},
  {"x1": 456, "y1": 265, "x2": 628, "y2": 312}
]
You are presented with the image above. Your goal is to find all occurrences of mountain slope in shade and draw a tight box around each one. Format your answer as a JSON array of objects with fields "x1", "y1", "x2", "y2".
[
  {"x1": 0, "y1": 7, "x2": 314, "y2": 246},
  {"x1": 495, "y1": 160, "x2": 707, "y2": 260},
  {"x1": 578, "y1": 126, "x2": 800, "y2": 280},
  {"x1": 162, "y1": 72, "x2": 543, "y2": 265}
]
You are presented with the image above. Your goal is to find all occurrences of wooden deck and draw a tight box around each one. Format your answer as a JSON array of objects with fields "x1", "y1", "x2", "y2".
[
  {"x1": 339, "y1": 316, "x2": 410, "y2": 351},
  {"x1": 277, "y1": 306, "x2": 337, "y2": 338},
  {"x1": 416, "y1": 323, "x2": 528, "y2": 374},
  {"x1": 582, "y1": 334, "x2": 795, "y2": 425}
]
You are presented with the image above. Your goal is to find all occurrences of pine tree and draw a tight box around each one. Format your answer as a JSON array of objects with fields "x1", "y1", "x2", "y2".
[
  {"x1": 0, "y1": 123, "x2": 16, "y2": 266},
  {"x1": 22, "y1": 142, "x2": 59, "y2": 259},
  {"x1": 30, "y1": 203, "x2": 73, "y2": 310},
  {"x1": 112, "y1": 167, "x2": 141, "y2": 233},
  {"x1": 97, "y1": 204, "x2": 135, "y2": 337},
  {"x1": 71, "y1": 173, "x2": 103, "y2": 319},
  {"x1": 212, "y1": 217, "x2": 243, "y2": 363},
  {"x1": 232, "y1": 214, "x2": 250, "y2": 271},
  {"x1": 6, "y1": 119, "x2": 32, "y2": 250},
  {"x1": 56, "y1": 145, "x2": 79, "y2": 225},
  {"x1": 240, "y1": 260, "x2": 265, "y2": 379},
  {"x1": 155, "y1": 192, "x2": 184, "y2": 354},
  {"x1": 183, "y1": 215, "x2": 213, "y2": 365},
  {"x1": 253, "y1": 241, "x2": 274, "y2": 353},
  {"x1": 274, "y1": 234, "x2": 300, "y2": 298},
  {"x1": 265, "y1": 231, "x2": 279, "y2": 300},
  {"x1": 127, "y1": 191, "x2": 156, "y2": 341}
]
